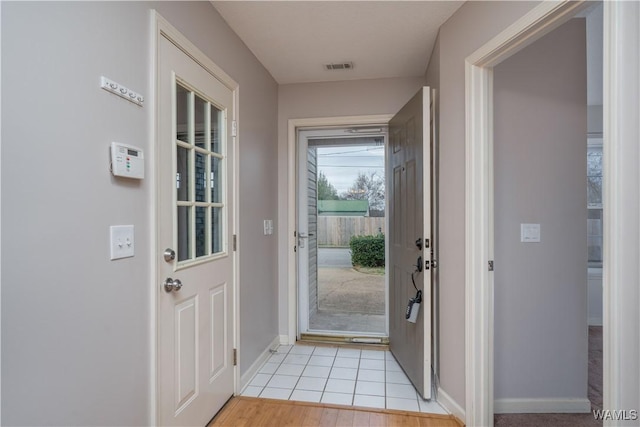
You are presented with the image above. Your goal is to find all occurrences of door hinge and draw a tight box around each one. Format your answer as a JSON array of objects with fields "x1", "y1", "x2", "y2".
[
  {"x1": 233, "y1": 234, "x2": 237, "y2": 251},
  {"x1": 231, "y1": 120, "x2": 237, "y2": 137},
  {"x1": 233, "y1": 348, "x2": 237, "y2": 366},
  {"x1": 488, "y1": 260, "x2": 494, "y2": 272}
]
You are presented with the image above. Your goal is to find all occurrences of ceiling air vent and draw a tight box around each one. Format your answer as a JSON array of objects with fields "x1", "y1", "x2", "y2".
[{"x1": 324, "y1": 62, "x2": 354, "y2": 71}]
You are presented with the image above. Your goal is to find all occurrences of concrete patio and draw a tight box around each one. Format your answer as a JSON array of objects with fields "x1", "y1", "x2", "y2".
[{"x1": 309, "y1": 265, "x2": 386, "y2": 334}]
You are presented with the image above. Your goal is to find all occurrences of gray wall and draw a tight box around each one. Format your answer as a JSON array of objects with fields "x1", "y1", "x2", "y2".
[
  {"x1": 493, "y1": 19, "x2": 588, "y2": 404},
  {"x1": 277, "y1": 77, "x2": 425, "y2": 334},
  {"x1": 1, "y1": 2, "x2": 278, "y2": 425},
  {"x1": 424, "y1": 0, "x2": 542, "y2": 408}
]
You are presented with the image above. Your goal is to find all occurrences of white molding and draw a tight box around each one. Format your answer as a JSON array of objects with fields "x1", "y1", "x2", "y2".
[
  {"x1": 494, "y1": 398, "x2": 592, "y2": 414},
  {"x1": 279, "y1": 334, "x2": 291, "y2": 346},
  {"x1": 148, "y1": 11, "x2": 159, "y2": 426},
  {"x1": 464, "y1": 2, "x2": 590, "y2": 426},
  {"x1": 153, "y1": 12, "x2": 237, "y2": 92},
  {"x1": 239, "y1": 335, "x2": 280, "y2": 391},
  {"x1": 437, "y1": 387, "x2": 465, "y2": 422},
  {"x1": 467, "y1": 1, "x2": 590, "y2": 68},
  {"x1": 151, "y1": 10, "x2": 241, "y2": 422},
  {"x1": 0, "y1": 1, "x2": 3, "y2": 423},
  {"x1": 232, "y1": 86, "x2": 241, "y2": 395},
  {"x1": 286, "y1": 114, "x2": 393, "y2": 344},
  {"x1": 602, "y1": 2, "x2": 640, "y2": 424}
]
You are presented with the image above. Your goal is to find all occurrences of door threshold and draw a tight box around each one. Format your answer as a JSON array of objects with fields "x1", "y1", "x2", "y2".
[{"x1": 300, "y1": 333, "x2": 389, "y2": 347}]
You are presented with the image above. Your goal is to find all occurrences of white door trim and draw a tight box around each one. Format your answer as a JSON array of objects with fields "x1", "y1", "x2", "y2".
[
  {"x1": 602, "y1": 2, "x2": 640, "y2": 422},
  {"x1": 286, "y1": 115, "x2": 392, "y2": 344},
  {"x1": 150, "y1": 11, "x2": 240, "y2": 425},
  {"x1": 464, "y1": 1, "x2": 599, "y2": 425}
]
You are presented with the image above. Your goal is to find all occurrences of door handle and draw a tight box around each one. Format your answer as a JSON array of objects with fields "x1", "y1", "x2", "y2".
[
  {"x1": 163, "y1": 248, "x2": 176, "y2": 262},
  {"x1": 163, "y1": 277, "x2": 182, "y2": 293},
  {"x1": 298, "y1": 232, "x2": 308, "y2": 248}
]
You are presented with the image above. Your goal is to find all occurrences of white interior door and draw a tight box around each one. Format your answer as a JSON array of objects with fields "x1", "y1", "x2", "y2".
[
  {"x1": 157, "y1": 35, "x2": 235, "y2": 426},
  {"x1": 388, "y1": 87, "x2": 433, "y2": 399}
]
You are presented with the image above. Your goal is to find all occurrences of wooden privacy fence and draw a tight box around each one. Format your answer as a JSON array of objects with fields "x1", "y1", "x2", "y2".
[{"x1": 317, "y1": 216, "x2": 385, "y2": 247}]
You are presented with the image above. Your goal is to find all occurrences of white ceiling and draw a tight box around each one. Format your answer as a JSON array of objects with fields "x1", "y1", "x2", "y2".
[{"x1": 211, "y1": 1, "x2": 464, "y2": 85}]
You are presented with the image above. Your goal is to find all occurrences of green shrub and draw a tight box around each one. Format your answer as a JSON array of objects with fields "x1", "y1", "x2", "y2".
[{"x1": 350, "y1": 234, "x2": 385, "y2": 267}]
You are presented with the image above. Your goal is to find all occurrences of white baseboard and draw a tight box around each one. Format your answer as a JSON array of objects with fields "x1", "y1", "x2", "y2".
[
  {"x1": 239, "y1": 335, "x2": 281, "y2": 391},
  {"x1": 437, "y1": 387, "x2": 465, "y2": 422},
  {"x1": 494, "y1": 398, "x2": 592, "y2": 414},
  {"x1": 588, "y1": 317, "x2": 603, "y2": 326}
]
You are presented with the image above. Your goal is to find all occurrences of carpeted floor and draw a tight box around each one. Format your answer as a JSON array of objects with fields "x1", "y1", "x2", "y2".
[{"x1": 494, "y1": 326, "x2": 603, "y2": 427}]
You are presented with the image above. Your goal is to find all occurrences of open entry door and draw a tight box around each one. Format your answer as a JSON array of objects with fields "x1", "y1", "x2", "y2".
[{"x1": 388, "y1": 87, "x2": 433, "y2": 399}]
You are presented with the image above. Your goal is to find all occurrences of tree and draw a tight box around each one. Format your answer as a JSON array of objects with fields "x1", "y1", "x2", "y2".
[
  {"x1": 317, "y1": 171, "x2": 340, "y2": 200},
  {"x1": 342, "y1": 171, "x2": 385, "y2": 211}
]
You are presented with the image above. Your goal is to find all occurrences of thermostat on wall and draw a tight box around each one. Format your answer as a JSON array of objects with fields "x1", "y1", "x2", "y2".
[{"x1": 110, "y1": 142, "x2": 144, "y2": 179}]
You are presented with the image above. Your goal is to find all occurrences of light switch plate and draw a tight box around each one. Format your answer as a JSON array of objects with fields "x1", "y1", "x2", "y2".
[
  {"x1": 263, "y1": 219, "x2": 274, "y2": 235},
  {"x1": 521, "y1": 223, "x2": 541, "y2": 243},
  {"x1": 110, "y1": 225, "x2": 135, "y2": 260}
]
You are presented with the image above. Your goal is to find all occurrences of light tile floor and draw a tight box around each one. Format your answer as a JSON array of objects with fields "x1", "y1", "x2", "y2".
[{"x1": 242, "y1": 344, "x2": 447, "y2": 415}]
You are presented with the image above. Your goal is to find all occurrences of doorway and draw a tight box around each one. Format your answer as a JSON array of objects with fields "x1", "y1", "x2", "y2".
[
  {"x1": 296, "y1": 127, "x2": 388, "y2": 339},
  {"x1": 288, "y1": 87, "x2": 437, "y2": 402},
  {"x1": 461, "y1": 1, "x2": 640, "y2": 425}
]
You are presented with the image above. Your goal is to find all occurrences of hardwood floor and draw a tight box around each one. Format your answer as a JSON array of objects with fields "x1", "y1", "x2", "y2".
[{"x1": 209, "y1": 396, "x2": 463, "y2": 427}]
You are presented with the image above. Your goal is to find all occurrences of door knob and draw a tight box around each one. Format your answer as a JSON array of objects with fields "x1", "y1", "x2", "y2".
[
  {"x1": 164, "y1": 248, "x2": 176, "y2": 262},
  {"x1": 163, "y1": 277, "x2": 182, "y2": 293}
]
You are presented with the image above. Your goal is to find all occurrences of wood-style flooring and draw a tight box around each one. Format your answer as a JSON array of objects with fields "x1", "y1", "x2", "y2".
[{"x1": 209, "y1": 396, "x2": 463, "y2": 427}]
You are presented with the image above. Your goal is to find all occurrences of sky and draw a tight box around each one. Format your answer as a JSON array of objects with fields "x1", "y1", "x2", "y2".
[{"x1": 316, "y1": 145, "x2": 385, "y2": 195}]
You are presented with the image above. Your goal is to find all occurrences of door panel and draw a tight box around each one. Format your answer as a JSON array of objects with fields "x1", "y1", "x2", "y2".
[
  {"x1": 158, "y1": 35, "x2": 235, "y2": 426},
  {"x1": 388, "y1": 87, "x2": 432, "y2": 399},
  {"x1": 210, "y1": 283, "x2": 227, "y2": 380},
  {"x1": 176, "y1": 297, "x2": 198, "y2": 410}
]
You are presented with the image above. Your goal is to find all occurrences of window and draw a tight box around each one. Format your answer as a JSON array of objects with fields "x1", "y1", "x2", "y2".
[
  {"x1": 587, "y1": 139, "x2": 603, "y2": 267},
  {"x1": 175, "y1": 81, "x2": 226, "y2": 264}
]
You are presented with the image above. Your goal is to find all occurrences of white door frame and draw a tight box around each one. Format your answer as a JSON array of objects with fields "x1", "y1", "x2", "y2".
[
  {"x1": 286, "y1": 115, "x2": 392, "y2": 344},
  {"x1": 150, "y1": 11, "x2": 240, "y2": 425},
  {"x1": 465, "y1": 1, "x2": 639, "y2": 426}
]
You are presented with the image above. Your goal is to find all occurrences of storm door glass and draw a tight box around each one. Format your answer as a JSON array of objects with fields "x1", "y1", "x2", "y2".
[{"x1": 175, "y1": 81, "x2": 226, "y2": 263}]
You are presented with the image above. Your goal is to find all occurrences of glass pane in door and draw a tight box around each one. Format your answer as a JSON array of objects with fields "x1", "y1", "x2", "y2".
[
  {"x1": 195, "y1": 152, "x2": 206, "y2": 203},
  {"x1": 174, "y1": 79, "x2": 227, "y2": 263},
  {"x1": 211, "y1": 157, "x2": 222, "y2": 203},
  {"x1": 210, "y1": 106, "x2": 222, "y2": 154},
  {"x1": 195, "y1": 206, "x2": 207, "y2": 258},
  {"x1": 177, "y1": 206, "x2": 191, "y2": 262},
  {"x1": 194, "y1": 94, "x2": 206, "y2": 149},
  {"x1": 306, "y1": 140, "x2": 387, "y2": 335},
  {"x1": 212, "y1": 207, "x2": 222, "y2": 254}
]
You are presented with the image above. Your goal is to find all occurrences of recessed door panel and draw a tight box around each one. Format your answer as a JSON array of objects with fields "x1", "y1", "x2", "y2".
[
  {"x1": 175, "y1": 297, "x2": 198, "y2": 412},
  {"x1": 210, "y1": 283, "x2": 227, "y2": 381}
]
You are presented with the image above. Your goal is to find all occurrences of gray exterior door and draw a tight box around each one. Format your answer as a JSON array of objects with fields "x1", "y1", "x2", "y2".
[{"x1": 388, "y1": 87, "x2": 432, "y2": 399}]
